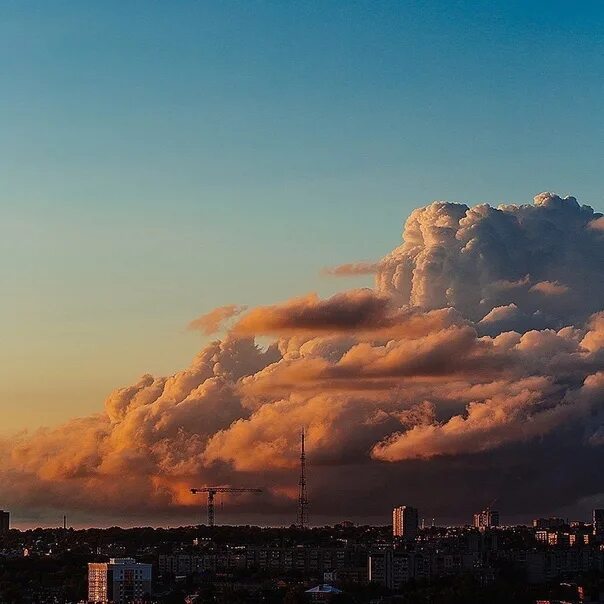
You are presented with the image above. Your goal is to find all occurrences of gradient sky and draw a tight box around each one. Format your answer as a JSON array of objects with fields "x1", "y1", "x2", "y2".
[{"x1": 2, "y1": 0, "x2": 604, "y2": 433}]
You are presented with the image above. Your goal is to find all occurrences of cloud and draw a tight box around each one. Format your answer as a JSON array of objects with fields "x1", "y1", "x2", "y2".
[
  {"x1": 188, "y1": 305, "x2": 247, "y2": 335},
  {"x1": 477, "y1": 303, "x2": 549, "y2": 336},
  {"x1": 2, "y1": 192, "x2": 604, "y2": 524},
  {"x1": 233, "y1": 290, "x2": 389, "y2": 335},
  {"x1": 322, "y1": 261, "x2": 379, "y2": 277},
  {"x1": 580, "y1": 312, "x2": 604, "y2": 353},
  {"x1": 377, "y1": 193, "x2": 604, "y2": 326},
  {"x1": 371, "y1": 377, "x2": 561, "y2": 461},
  {"x1": 589, "y1": 216, "x2": 604, "y2": 231},
  {"x1": 479, "y1": 303, "x2": 521, "y2": 324},
  {"x1": 232, "y1": 290, "x2": 461, "y2": 338},
  {"x1": 529, "y1": 281, "x2": 569, "y2": 296}
]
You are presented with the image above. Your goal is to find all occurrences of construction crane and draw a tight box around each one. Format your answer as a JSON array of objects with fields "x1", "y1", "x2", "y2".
[{"x1": 190, "y1": 487, "x2": 262, "y2": 527}]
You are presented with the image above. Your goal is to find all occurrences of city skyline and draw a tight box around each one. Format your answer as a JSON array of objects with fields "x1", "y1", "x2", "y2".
[{"x1": 5, "y1": 514, "x2": 604, "y2": 602}]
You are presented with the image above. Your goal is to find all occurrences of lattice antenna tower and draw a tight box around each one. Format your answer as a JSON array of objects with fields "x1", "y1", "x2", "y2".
[{"x1": 297, "y1": 428, "x2": 309, "y2": 529}]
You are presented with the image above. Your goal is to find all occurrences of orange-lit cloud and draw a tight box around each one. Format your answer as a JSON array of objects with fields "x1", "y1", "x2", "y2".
[
  {"x1": 2, "y1": 192, "x2": 604, "y2": 523},
  {"x1": 322, "y1": 261, "x2": 379, "y2": 277},
  {"x1": 529, "y1": 281, "x2": 569, "y2": 296},
  {"x1": 232, "y1": 290, "x2": 461, "y2": 338},
  {"x1": 188, "y1": 304, "x2": 247, "y2": 334}
]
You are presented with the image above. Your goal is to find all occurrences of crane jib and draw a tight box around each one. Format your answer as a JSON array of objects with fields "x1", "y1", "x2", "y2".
[{"x1": 189, "y1": 486, "x2": 263, "y2": 527}]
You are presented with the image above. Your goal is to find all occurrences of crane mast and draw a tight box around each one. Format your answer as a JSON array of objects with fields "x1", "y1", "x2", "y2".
[{"x1": 190, "y1": 486, "x2": 262, "y2": 527}]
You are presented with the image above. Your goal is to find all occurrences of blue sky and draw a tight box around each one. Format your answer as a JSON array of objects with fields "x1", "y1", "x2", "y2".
[{"x1": 1, "y1": 0, "x2": 603, "y2": 430}]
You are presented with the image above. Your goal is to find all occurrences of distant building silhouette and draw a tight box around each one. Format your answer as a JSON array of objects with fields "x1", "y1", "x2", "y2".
[
  {"x1": 593, "y1": 509, "x2": 604, "y2": 538},
  {"x1": 473, "y1": 509, "x2": 499, "y2": 529},
  {"x1": 533, "y1": 517, "x2": 565, "y2": 529},
  {"x1": 0, "y1": 510, "x2": 9, "y2": 534}
]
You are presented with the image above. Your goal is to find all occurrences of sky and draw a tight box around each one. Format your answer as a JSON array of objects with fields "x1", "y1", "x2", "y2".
[
  {"x1": 1, "y1": 1, "x2": 604, "y2": 527},
  {"x1": 2, "y1": 0, "x2": 604, "y2": 432}
]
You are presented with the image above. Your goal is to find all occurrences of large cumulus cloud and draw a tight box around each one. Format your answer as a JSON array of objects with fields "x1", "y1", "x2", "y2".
[
  {"x1": 3, "y1": 192, "x2": 604, "y2": 524},
  {"x1": 378, "y1": 193, "x2": 604, "y2": 328}
]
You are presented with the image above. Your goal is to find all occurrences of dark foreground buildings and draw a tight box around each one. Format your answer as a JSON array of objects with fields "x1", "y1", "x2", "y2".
[{"x1": 2, "y1": 510, "x2": 604, "y2": 602}]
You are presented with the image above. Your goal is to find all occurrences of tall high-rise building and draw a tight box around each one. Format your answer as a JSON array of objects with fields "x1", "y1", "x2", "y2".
[
  {"x1": 473, "y1": 508, "x2": 500, "y2": 529},
  {"x1": 88, "y1": 558, "x2": 152, "y2": 604},
  {"x1": 593, "y1": 509, "x2": 604, "y2": 538},
  {"x1": 0, "y1": 511, "x2": 9, "y2": 534},
  {"x1": 392, "y1": 505, "x2": 419, "y2": 539}
]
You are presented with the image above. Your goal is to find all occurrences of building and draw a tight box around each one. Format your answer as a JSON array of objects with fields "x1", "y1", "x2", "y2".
[
  {"x1": 524, "y1": 549, "x2": 595, "y2": 583},
  {"x1": 369, "y1": 550, "x2": 405, "y2": 589},
  {"x1": 88, "y1": 558, "x2": 152, "y2": 604},
  {"x1": 0, "y1": 510, "x2": 9, "y2": 534},
  {"x1": 593, "y1": 509, "x2": 604, "y2": 538},
  {"x1": 473, "y1": 508, "x2": 499, "y2": 529},
  {"x1": 159, "y1": 545, "x2": 368, "y2": 579},
  {"x1": 533, "y1": 518, "x2": 565, "y2": 530},
  {"x1": 368, "y1": 550, "x2": 425, "y2": 588},
  {"x1": 368, "y1": 548, "x2": 480, "y2": 589},
  {"x1": 392, "y1": 505, "x2": 419, "y2": 539},
  {"x1": 535, "y1": 530, "x2": 573, "y2": 547},
  {"x1": 158, "y1": 554, "x2": 205, "y2": 576}
]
